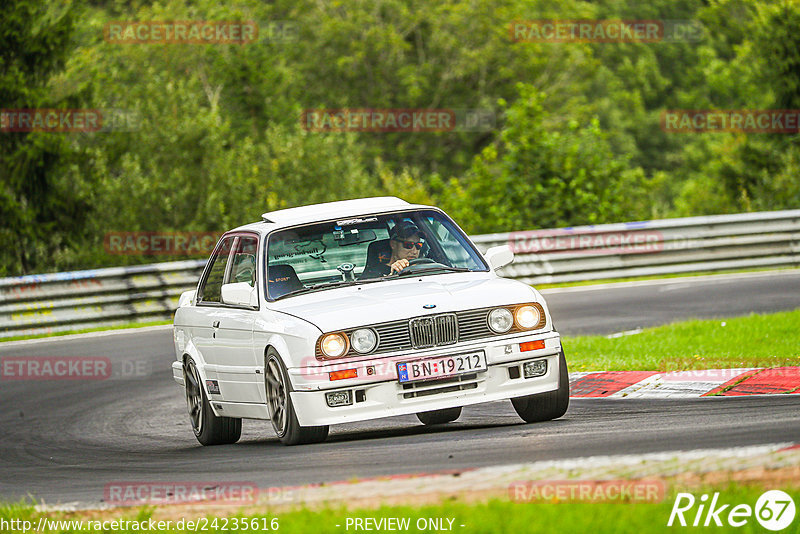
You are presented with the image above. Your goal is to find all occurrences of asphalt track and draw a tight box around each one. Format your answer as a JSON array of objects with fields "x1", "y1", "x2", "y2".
[
  {"x1": 542, "y1": 269, "x2": 800, "y2": 335},
  {"x1": 1, "y1": 270, "x2": 799, "y2": 506}
]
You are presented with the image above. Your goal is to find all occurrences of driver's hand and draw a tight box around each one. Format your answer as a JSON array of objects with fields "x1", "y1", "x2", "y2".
[{"x1": 390, "y1": 259, "x2": 409, "y2": 273}]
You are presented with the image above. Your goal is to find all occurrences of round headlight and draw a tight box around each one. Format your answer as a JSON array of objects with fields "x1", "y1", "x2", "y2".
[
  {"x1": 515, "y1": 305, "x2": 542, "y2": 330},
  {"x1": 488, "y1": 308, "x2": 514, "y2": 333},
  {"x1": 320, "y1": 333, "x2": 348, "y2": 358},
  {"x1": 350, "y1": 328, "x2": 378, "y2": 354}
]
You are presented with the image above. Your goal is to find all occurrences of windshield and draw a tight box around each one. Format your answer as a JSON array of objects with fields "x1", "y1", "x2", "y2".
[{"x1": 265, "y1": 209, "x2": 488, "y2": 300}]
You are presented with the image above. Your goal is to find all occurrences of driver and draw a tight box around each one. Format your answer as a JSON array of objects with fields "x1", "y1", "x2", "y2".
[
  {"x1": 387, "y1": 221, "x2": 424, "y2": 274},
  {"x1": 360, "y1": 221, "x2": 424, "y2": 278}
]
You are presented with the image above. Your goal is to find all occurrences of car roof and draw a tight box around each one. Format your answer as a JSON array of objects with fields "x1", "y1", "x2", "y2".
[{"x1": 229, "y1": 197, "x2": 434, "y2": 234}]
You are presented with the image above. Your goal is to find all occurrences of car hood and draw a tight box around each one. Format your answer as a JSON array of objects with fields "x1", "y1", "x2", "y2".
[{"x1": 268, "y1": 273, "x2": 542, "y2": 332}]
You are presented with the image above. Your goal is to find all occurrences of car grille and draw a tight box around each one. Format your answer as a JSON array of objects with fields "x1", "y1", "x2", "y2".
[
  {"x1": 315, "y1": 304, "x2": 544, "y2": 358},
  {"x1": 456, "y1": 308, "x2": 495, "y2": 341},
  {"x1": 409, "y1": 313, "x2": 458, "y2": 349},
  {"x1": 400, "y1": 373, "x2": 480, "y2": 399}
]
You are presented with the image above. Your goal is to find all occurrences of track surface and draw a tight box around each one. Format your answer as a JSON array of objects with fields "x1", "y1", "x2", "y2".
[{"x1": 1, "y1": 270, "x2": 799, "y2": 505}]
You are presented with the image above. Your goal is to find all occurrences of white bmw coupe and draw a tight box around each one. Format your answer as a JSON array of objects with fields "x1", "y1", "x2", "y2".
[{"x1": 173, "y1": 197, "x2": 568, "y2": 445}]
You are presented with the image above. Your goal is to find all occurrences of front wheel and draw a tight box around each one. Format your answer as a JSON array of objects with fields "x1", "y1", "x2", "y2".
[
  {"x1": 416, "y1": 407, "x2": 462, "y2": 425},
  {"x1": 511, "y1": 350, "x2": 570, "y2": 423},
  {"x1": 184, "y1": 358, "x2": 241, "y2": 445},
  {"x1": 265, "y1": 349, "x2": 329, "y2": 445}
]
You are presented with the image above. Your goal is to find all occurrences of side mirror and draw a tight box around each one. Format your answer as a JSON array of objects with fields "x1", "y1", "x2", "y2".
[
  {"x1": 177, "y1": 289, "x2": 196, "y2": 308},
  {"x1": 221, "y1": 282, "x2": 258, "y2": 307},
  {"x1": 485, "y1": 245, "x2": 514, "y2": 271}
]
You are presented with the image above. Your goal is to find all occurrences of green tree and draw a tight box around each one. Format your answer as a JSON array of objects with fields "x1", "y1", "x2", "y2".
[
  {"x1": 0, "y1": 0, "x2": 81, "y2": 275},
  {"x1": 442, "y1": 84, "x2": 649, "y2": 234},
  {"x1": 685, "y1": 0, "x2": 800, "y2": 214}
]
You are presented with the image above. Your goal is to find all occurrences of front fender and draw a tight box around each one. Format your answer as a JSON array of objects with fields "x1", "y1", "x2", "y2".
[{"x1": 253, "y1": 311, "x2": 322, "y2": 371}]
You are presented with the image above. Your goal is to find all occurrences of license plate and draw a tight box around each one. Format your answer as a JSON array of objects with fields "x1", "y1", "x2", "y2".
[{"x1": 397, "y1": 351, "x2": 487, "y2": 384}]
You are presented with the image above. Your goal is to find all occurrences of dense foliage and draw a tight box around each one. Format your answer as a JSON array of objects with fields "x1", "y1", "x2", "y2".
[{"x1": 1, "y1": 0, "x2": 799, "y2": 275}]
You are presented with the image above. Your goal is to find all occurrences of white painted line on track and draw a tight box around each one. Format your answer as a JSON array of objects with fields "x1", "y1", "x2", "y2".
[
  {"x1": 611, "y1": 369, "x2": 754, "y2": 398},
  {"x1": 540, "y1": 268, "x2": 800, "y2": 294}
]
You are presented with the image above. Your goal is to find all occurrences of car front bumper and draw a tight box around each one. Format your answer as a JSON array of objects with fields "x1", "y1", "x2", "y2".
[{"x1": 288, "y1": 331, "x2": 562, "y2": 426}]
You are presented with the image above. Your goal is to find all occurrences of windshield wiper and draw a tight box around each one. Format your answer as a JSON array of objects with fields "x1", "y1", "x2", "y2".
[
  {"x1": 273, "y1": 279, "x2": 382, "y2": 301},
  {"x1": 394, "y1": 265, "x2": 471, "y2": 277}
]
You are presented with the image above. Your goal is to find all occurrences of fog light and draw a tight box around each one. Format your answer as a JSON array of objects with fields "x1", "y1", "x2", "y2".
[
  {"x1": 522, "y1": 359, "x2": 547, "y2": 378},
  {"x1": 325, "y1": 390, "x2": 353, "y2": 407}
]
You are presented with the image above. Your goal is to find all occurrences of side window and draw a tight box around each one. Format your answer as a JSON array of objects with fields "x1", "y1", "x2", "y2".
[
  {"x1": 426, "y1": 216, "x2": 483, "y2": 270},
  {"x1": 198, "y1": 237, "x2": 235, "y2": 304},
  {"x1": 230, "y1": 236, "x2": 258, "y2": 287}
]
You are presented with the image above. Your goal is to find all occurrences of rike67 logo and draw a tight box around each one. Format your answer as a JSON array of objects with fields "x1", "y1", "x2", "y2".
[{"x1": 668, "y1": 490, "x2": 796, "y2": 531}]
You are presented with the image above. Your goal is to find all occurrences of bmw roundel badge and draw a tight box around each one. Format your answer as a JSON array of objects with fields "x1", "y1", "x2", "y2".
[{"x1": 423, "y1": 304, "x2": 436, "y2": 309}]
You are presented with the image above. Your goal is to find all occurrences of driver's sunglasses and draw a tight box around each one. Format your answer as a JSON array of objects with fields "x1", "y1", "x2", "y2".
[{"x1": 394, "y1": 238, "x2": 423, "y2": 250}]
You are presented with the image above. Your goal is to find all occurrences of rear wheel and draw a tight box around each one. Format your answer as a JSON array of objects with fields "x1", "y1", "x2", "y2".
[
  {"x1": 265, "y1": 349, "x2": 329, "y2": 445},
  {"x1": 416, "y1": 407, "x2": 462, "y2": 425},
  {"x1": 511, "y1": 350, "x2": 570, "y2": 423},
  {"x1": 184, "y1": 358, "x2": 241, "y2": 445}
]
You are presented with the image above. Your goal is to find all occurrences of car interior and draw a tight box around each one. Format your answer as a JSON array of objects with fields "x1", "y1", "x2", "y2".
[{"x1": 267, "y1": 264, "x2": 304, "y2": 299}]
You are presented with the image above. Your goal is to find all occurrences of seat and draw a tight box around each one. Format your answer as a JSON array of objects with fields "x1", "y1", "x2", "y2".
[
  {"x1": 359, "y1": 239, "x2": 392, "y2": 279},
  {"x1": 267, "y1": 264, "x2": 303, "y2": 299}
]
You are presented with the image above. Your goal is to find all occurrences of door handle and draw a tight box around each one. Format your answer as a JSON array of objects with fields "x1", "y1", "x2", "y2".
[{"x1": 212, "y1": 321, "x2": 220, "y2": 328}]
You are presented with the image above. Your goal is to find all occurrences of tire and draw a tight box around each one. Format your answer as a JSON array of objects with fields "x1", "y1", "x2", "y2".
[
  {"x1": 511, "y1": 350, "x2": 570, "y2": 423},
  {"x1": 184, "y1": 358, "x2": 242, "y2": 445},
  {"x1": 416, "y1": 407, "x2": 462, "y2": 425},
  {"x1": 265, "y1": 349, "x2": 329, "y2": 446}
]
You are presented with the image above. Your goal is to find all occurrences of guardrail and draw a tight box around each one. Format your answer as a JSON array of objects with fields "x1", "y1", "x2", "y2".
[
  {"x1": 476, "y1": 209, "x2": 800, "y2": 284},
  {"x1": 0, "y1": 261, "x2": 206, "y2": 339},
  {"x1": 1, "y1": 210, "x2": 799, "y2": 339}
]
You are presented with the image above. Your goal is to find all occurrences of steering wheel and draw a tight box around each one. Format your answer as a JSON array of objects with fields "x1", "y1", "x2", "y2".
[{"x1": 408, "y1": 258, "x2": 436, "y2": 266}]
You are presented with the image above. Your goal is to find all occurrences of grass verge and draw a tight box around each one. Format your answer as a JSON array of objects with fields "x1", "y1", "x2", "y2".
[
  {"x1": 1, "y1": 485, "x2": 797, "y2": 533},
  {"x1": 564, "y1": 309, "x2": 800, "y2": 372}
]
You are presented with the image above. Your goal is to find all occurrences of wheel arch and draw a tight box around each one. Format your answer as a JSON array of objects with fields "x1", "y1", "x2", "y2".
[
  {"x1": 262, "y1": 341, "x2": 294, "y2": 392},
  {"x1": 181, "y1": 352, "x2": 223, "y2": 418},
  {"x1": 261, "y1": 334, "x2": 294, "y2": 366}
]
